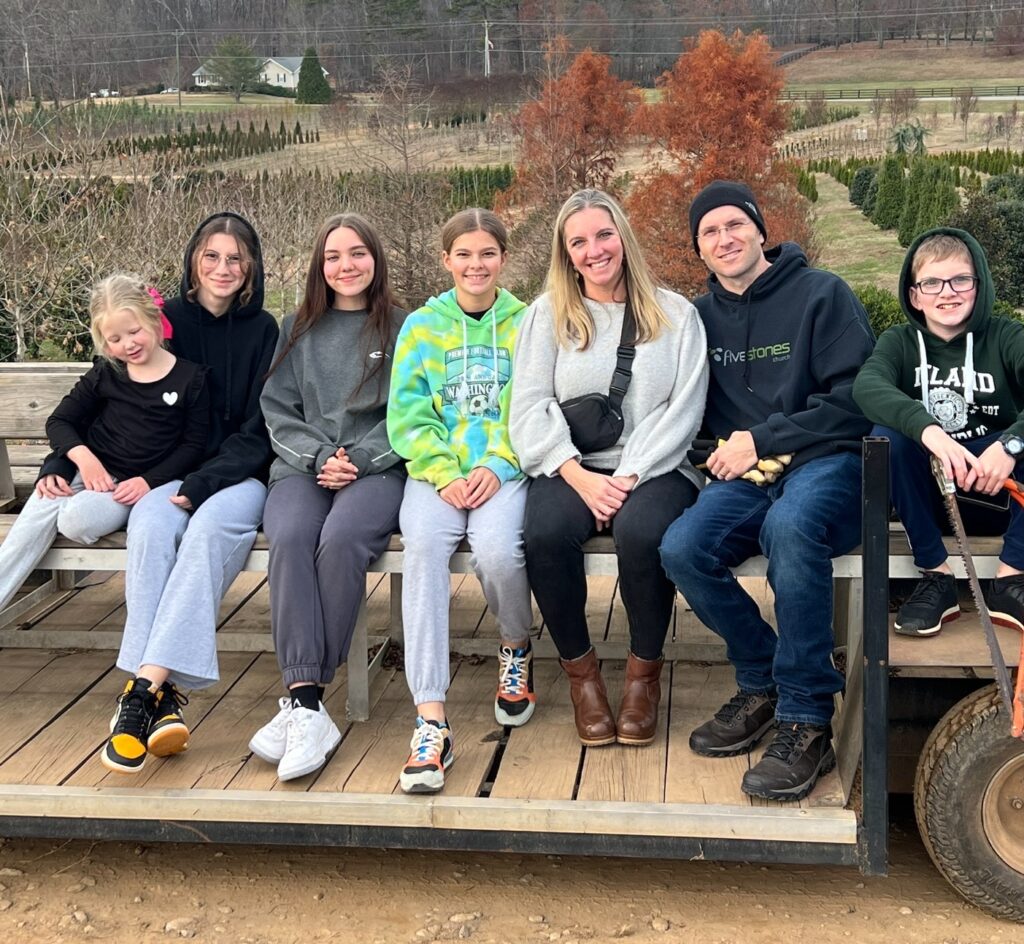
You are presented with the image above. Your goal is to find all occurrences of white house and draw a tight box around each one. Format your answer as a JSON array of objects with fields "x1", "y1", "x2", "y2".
[{"x1": 192, "y1": 56, "x2": 329, "y2": 90}]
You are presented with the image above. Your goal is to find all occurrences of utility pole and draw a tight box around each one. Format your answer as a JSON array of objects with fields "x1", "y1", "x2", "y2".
[
  {"x1": 175, "y1": 29, "x2": 183, "y2": 108},
  {"x1": 483, "y1": 21, "x2": 492, "y2": 79}
]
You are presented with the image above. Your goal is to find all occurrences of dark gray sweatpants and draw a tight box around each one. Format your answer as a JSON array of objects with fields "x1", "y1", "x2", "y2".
[{"x1": 263, "y1": 471, "x2": 404, "y2": 687}]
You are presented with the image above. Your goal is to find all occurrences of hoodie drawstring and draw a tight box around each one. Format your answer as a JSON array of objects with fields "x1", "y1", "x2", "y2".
[
  {"x1": 917, "y1": 328, "x2": 977, "y2": 413},
  {"x1": 488, "y1": 314, "x2": 500, "y2": 409}
]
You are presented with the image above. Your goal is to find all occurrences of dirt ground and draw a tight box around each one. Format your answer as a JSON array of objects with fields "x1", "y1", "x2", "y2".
[{"x1": 0, "y1": 800, "x2": 1014, "y2": 944}]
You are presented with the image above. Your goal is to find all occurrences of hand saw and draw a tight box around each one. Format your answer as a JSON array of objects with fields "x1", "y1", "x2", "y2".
[{"x1": 929, "y1": 457, "x2": 1023, "y2": 738}]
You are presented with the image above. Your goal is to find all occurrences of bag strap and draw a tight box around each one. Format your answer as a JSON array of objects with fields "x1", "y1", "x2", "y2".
[{"x1": 607, "y1": 295, "x2": 637, "y2": 412}]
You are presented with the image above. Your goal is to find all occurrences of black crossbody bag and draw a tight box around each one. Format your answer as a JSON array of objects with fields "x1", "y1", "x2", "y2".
[{"x1": 557, "y1": 297, "x2": 637, "y2": 454}]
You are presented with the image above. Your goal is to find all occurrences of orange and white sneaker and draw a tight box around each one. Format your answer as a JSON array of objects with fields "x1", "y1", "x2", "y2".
[
  {"x1": 495, "y1": 642, "x2": 536, "y2": 727},
  {"x1": 399, "y1": 717, "x2": 454, "y2": 794}
]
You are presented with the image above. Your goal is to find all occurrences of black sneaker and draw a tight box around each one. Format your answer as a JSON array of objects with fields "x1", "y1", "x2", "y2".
[
  {"x1": 742, "y1": 722, "x2": 835, "y2": 801},
  {"x1": 102, "y1": 678, "x2": 158, "y2": 774},
  {"x1": 148, "y1": 682, "x2": 191, "y2": 757},
  {"x1": 894, "y1": 570, "x2": 959, "y2": 636},
  {"x1": 986, "y1": 574, "x2": 1024, "y2": 633},
  {"x1": 689, "y1": 690, "x2": 776, "y2": 757}
]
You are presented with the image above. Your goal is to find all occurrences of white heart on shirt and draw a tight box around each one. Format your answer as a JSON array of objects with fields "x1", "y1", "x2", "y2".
[{"x1": 162, "y1": 391, "x2": 179, "y2": 406}]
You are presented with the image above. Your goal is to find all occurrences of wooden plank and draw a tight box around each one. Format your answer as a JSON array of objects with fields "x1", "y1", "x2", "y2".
[
  {"x1": 0, "y1": 651, "x2": 118, "y2": 780},
  {"x1": 0, "y1": 783, "x2": 858, "y2": 843},
  {"x1": 665, "y1": 663, "x2": 752, "y2": 807},
  {"x1": 890, "y1": 613, "x2": 1022, "y2": 668},
  {"x1": 490, "y1": 659, "x2": 581, "y2": 801},
  {"x1": 575, "y1": 659, "x2": 668, "y2": 803},
  {"x1": 0, "y1": 371, "x2": 85, "y2": 437},
  {"x1": 63, "y1": 652, "x2": 258, "y2": 789}
]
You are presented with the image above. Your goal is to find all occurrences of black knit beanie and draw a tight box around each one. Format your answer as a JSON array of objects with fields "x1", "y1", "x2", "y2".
[{"x1": 689, "y1": 180, "x2": 767, "y2": 253}]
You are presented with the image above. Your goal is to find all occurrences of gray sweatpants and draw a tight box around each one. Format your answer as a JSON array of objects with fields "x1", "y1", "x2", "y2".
[
  {"x1": 0, "y1": 474, "x2": 131, "y2": 610},
  {"x1": 119, "y1": 478, "x2": 266, "y2": 689},
  {"x1": 263, "y1": 471, "x2": 404, "y2": 688},
  {"x1": 400, "y1": 476, "x2": 532, "y2": 706}
]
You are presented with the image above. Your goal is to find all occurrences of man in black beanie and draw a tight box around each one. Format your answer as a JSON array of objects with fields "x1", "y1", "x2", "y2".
[{"x1": 660, "y1": 179, "x2": 875, "y2": 802}]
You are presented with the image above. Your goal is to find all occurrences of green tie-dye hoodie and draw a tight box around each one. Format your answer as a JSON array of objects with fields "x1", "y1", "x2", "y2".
[{"x1": 387, "y1": 287, "x2": 527, "y2": 489}]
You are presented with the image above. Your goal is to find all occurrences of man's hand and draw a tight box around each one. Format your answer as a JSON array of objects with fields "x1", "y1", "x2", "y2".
[
  {"x1": 112, "y1": 477, "x2": 151, "y2": 505},
  {"x1": 972, "y1": 441, "x2": 1016, "y2": 496},
  {"x1": 707, "y1": 431, "x2": 758, "y2": 481}
]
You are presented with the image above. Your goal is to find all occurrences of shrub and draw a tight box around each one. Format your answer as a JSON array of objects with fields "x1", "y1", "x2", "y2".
[
  {"x1": 856, "y1": 284, "x2": 905, "y2": 338},
  {"x1": 849, "y1": 165, "x2": 877, "y2": 207}
]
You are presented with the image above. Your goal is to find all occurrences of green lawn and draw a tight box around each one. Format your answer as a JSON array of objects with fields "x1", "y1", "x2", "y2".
[{"x1": 812, "y1": 173, "x2": 904, "y2": 293}]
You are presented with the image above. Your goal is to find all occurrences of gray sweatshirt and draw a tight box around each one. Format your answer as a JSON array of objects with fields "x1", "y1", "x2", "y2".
[
  {"x1": 261, "y1": 307, "x2": 406, "y2": 486},
  {"x1": 509, "y1": 288, "x2": 708, "y2": 488}
]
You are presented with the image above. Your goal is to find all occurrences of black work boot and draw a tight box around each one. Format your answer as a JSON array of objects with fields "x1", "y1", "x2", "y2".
[
  {"x1": 894, "y1": 570, "x2": 959, "y2": 636},
  {"x1": 688, "y1": 690, "x2": 776, "y2": 757},
  {"x1": 741, "y1": 722, "x2": 835, "y2": 801}
]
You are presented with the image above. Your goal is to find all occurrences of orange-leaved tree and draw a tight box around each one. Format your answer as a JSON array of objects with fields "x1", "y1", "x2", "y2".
[
  {"x1": 629, "y1": 30, "x2": 814, "y2": 296},
  {"x1": 500, "y1": 38, "x2": 640, "y2": 212}
]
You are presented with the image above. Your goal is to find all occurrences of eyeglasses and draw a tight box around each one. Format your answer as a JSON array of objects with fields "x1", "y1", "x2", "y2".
[
  {"x1": 697, "y1": 220, "x2": 754, "y2": 243},
  {"x1": 913, "y1": 275, "x2": 978, "y2": 295}
]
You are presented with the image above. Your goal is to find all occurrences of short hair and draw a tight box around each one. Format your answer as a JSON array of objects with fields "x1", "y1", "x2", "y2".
[
  {"x1": 441, "y1": 208, "x2": 508, "y2": 255},
  {"x1": 546, "y1": 189, "x2": 668, "y2": 350},
  {"x1": 89, "y1": 274, "x2": 164, "y2": 362},
  {"x1": 186, "y1": 215, "x2": 259, "y2": 307},
  {"x1": 910, "y1": 234, "x2": 974, "y2": 282}
]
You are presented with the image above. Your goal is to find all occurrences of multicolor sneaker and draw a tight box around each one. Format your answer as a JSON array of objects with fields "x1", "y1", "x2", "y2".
[
  {"x1": 495, "y1": 642, "x2": 536, "y2": 727},
  {"x1": 147, "y1": 682, "x2": 190, "y2": 757},
  {"x1": 249, "y1": 697, "x2": 293, "y2": 764},
  {"x1": 102, "y1": 678, "x2": 158, "y2": 774},
  {"x1": 399, "y1": 717, "x2": 454, "y2": 794}
]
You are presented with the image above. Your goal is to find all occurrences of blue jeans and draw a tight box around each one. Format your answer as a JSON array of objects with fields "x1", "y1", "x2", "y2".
[
  {"x1": 659, "y1": 452, "x2": 863, "y2": 725},
  {"x1": 876, "y1": 425, "x2": 1024, "y2": 571}
]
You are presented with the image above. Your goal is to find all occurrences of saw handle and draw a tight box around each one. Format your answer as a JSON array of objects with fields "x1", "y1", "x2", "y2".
[{"x1": 1004, "y1": 479, "x2": 1024, "y2": 510}]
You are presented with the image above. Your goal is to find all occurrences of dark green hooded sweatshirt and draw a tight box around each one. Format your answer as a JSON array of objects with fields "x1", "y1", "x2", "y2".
[{"x1": 853, "y1": 226, "x2": 1024, "y2": 444}]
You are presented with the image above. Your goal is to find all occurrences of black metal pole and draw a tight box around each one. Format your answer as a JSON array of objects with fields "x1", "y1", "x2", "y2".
[{"x1": 859, "y1": 436, "x2": 890, "y2": 875}]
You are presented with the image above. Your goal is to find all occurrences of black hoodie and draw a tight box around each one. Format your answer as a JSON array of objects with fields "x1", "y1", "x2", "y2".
[
  {"x1": 161, "y1": 212, "x2": 279, "y2": 510},
  {"x1": 695, "y1": 242, "x2": 875, "y2": 469}
]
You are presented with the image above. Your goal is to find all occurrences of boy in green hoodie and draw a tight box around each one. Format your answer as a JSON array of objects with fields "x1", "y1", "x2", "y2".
[{"x1": 854, "y1": 228, "x2": 1024, "y2": 637}]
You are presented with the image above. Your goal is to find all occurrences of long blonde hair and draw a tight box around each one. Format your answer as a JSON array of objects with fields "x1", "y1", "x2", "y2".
[{"x1": 546, "y1": 189, "x2": 669, "y2": 350}]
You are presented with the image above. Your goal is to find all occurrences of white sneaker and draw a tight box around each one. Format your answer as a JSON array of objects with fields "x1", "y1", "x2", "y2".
[
  {"x1": 277, "y1": 704, "x2": 342, "y2": 781},
  {"x1": 248, "y1": 697, "x2": 293, "y2": 764}
]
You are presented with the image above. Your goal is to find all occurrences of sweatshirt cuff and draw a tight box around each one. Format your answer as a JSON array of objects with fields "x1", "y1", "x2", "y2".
[
  {"x1": 748, "y1": 424, "x2": 774, "y2": 459},
  {"x1": 480, "y1": 456, "x2": 520, "y2": 484},
  {"x1": 178, "y1": 475, "x2": 211, "y2": 512},
  {"x1": 541, "y1": 440, "x2": 583, "y2": 478}
]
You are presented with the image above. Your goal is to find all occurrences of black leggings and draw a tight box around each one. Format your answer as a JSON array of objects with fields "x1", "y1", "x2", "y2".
[{"x1": 524, "y1": 470, "x2": 699, "y2": 661}]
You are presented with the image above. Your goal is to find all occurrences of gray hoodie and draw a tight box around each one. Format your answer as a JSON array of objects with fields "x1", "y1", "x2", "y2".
[{"x1": 261, "y1": 307, "x2": 406, "y2": 486}]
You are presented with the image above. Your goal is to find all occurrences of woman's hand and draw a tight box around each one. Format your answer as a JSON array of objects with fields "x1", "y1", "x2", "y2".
[
  {"x1": 439, "y1": 478, "x2": 470, "y2": 509},
  {"x1": 318, "y1": 447, "x2": 359, "y2": 490},
  {"x1": 921, "y1": 425, "x2": 983, "y2": 491},
  {"x1": 972, "y1": 441, "x2": 1016, "y2": 496},
  {"x1": 68, "y1": 446, "x2": 114, "y2": 492},
  {"x1": 35, "y1": 475, "x2": 73, "y2": 499},
  {"x1": 560, "y1": 460, "x2": 630, "y2": 531},
  {"x1": 465, "y1": 467, "x2": 500, "y2": 508},
  {"x1": 112, "y1": 477, "x2": 151, "y2": 505},
  {"x1": 169, "y1": 494, "x2": 194, "y2": 512}
]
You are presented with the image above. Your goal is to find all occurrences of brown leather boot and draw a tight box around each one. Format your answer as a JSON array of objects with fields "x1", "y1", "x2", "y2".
[
  {"x1": 560, "y1": 649, "x2": 616, "y2": 746},
  {"x1": 616, "y1": 653, "x2": 664, "y2": 745}
]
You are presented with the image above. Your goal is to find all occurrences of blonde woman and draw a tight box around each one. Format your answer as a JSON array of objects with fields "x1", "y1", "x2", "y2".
[{"x1": 509, "y1": 189, "x2": 708, "y2": 747}]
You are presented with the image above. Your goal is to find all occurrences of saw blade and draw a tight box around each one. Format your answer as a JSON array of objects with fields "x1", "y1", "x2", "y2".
[{"x1": 930, "y1": 457, "x2": 1015, "y2": 717}]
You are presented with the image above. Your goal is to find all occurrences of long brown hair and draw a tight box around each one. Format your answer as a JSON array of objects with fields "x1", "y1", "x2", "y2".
[{"x1": 267, "y1": 213, "x2": 397, "y2": 389}]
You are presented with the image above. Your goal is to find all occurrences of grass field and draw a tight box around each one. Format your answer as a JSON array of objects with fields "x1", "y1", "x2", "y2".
[
  {"x1": 811, "y1": 173, "x2": 904, "y2": 293},
  {"x1": 784, "y1": 40, "x2": 1024, "y2": 91}
]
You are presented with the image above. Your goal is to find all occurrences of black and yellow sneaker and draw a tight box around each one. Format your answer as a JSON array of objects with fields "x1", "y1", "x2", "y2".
[
  {"x1": 102, "y1": 677, "x2": 158, "y2": 774},
  {"x1": 148, "y1": 682, "x2": 191, "y2": 757}
]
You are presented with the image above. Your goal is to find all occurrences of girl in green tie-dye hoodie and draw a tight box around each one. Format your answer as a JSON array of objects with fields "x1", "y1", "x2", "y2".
[{"x1": 387, "y1": 209, "x2": 534, "y2": 795}]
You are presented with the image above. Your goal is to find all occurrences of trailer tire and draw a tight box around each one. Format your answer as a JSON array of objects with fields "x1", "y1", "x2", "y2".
[{"x1": 914, "y1": 683, "x2": 1024, "y2": 923}]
